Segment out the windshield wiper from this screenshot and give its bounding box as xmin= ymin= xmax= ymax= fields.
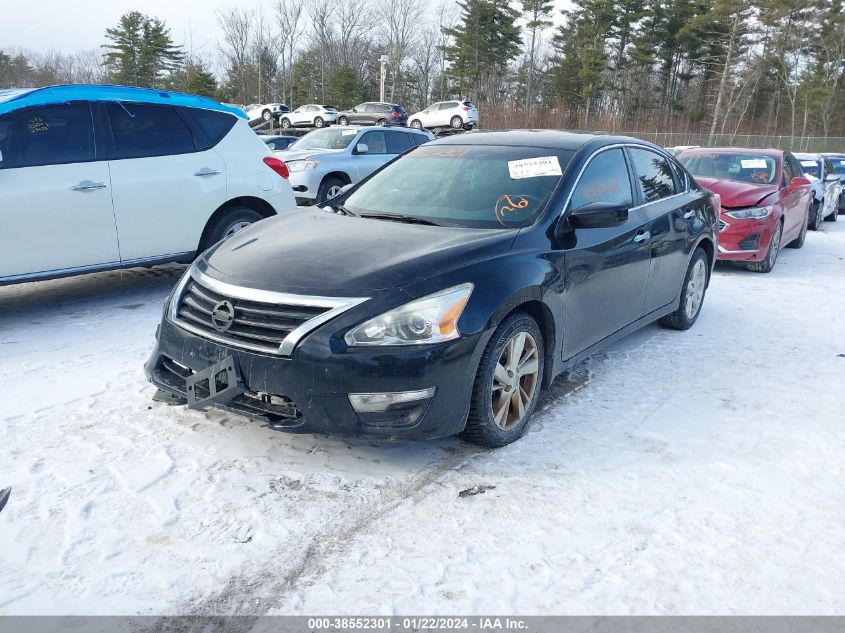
xmin=359 ymin=212 xmax=441 ymax=226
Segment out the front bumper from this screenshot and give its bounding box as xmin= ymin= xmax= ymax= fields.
xmin=287 ymin=169 xmax=324 ymax=202
xmin=145 ymin=315 xmax=488 ymax=440
xmin=716 ymin=214 xmax=777 ymax=261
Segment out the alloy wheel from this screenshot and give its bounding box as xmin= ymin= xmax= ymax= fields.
xmin=224 ymin=221 xmax=251 ymax=239
xmin=326 ymin=185 xmax=344 ymax=199
xmin=684 ymin=258 xmax=707 ymax=320
xmin=768 ymin=223 xmax=782 ymax=267
xmin=491 ymin=331 xmax=539 ymax=431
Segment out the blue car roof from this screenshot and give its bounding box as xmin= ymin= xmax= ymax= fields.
xmin=0 ymin=85 xmax=247 ymax=119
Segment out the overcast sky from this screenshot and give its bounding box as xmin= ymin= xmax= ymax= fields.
xmin=2 ymin=0 xmax=571 ymax=55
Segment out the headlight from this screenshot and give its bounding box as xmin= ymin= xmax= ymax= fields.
xmin=345 ymin=283 xmax=473 ymax=346
xmin=286 ymin=160 xmax=319 ymax=172
xmin=724 ymin=206 xmax=773 ymax=220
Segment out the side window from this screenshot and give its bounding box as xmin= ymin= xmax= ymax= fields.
xmin=381 ymin=104 xmax=392 ymax=112
xmin=0 ymin=102 xmax=95 ymax=169
xmin=628 ymin=147 xmax=676 ymax=203
xmin=386 ymin=131 xmax=413 ymax=154
xmin=359 ymin=130 xmax=387 ymax=154
xmin=363 ymin=104 xmax=377 ymax=113
xmin=783 ymin=155 xmax=795 ymax=185
xmin=824 ymin=159 xmax=834 ymax=178
xmin=181 ymin=108 xmax=236 ymax=150
xmin=107 ymin=102 xmax=196 ymax=159
xmin=410 ymin=133 xmax=429 ymax=147
xmin=570 ymin=148 xmax=633 ymax=210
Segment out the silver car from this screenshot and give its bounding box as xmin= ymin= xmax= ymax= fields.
xmin=275 ymin=126 xmax=433 ymax=204
xmin=795 ymin=152 xmax=841 ymax=229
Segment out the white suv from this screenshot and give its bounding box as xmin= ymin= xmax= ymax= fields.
xmin=280 ymin=104 xmax=339 ymax=129
xmin=408 ymin=100 xmax=479 ymax=130
xmin=0 ymin=85 xmax=297 ymax=285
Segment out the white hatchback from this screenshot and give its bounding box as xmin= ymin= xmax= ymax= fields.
xmin=0 ymin=85 xmax=297 ymax=285
xmin=408 ymin=100 xmax=480 ymax=130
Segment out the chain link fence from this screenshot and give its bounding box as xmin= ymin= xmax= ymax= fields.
xmin=614 ymin=131 xmax=845 ymax=153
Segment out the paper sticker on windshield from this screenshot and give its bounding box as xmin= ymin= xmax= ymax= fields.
xmin=740 ymin=159 xmax=767 ymax=169
xmin=342 ymin=130 xmax=357 ymax=136
xmin=508 ymin=156 xmax=562 ymax=179
xmin=800 ymin=160 xmax=816 ymax=167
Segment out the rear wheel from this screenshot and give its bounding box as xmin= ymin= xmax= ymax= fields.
xmin=262 ymin=109 xmax=272 ymax=122
xmin=200 ymin=206 xmax=264 ymax=252
xmin=659 ymin=247 xmax=708 ymax=331
xmin=376 ymin=118 xmax=387 ymax=126
xmin=787 ymin=205 xmax=809 ymax=248
xmin=338 ymin=116 xmax=349 ymax=125
xmin=461 ymin=312 xmax=544 ymax=448
xmin=747 ymin=220 xmax=782 ymax=273
xmin=280 ymin=118 xmax=291 ymax=129
xmin=450 ymin=115 xmax=463 ymax=129
xmin=410 ymin=119 xmax=422 ymax=129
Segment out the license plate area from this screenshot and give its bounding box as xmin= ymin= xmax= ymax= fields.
xmin=186 ymin=356 xmax=246 ymax=410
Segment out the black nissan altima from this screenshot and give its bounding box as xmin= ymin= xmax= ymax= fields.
xmin=146 ymin=130 xmax=718 ymax=447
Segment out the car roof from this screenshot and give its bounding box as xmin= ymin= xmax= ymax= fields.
xmin=794 ymin=152 xmax=822 ymax=160
xmin=0 ymin=84 xmax=247 ymax=119
xmin=680 ymin=146 xmax=783 ymax=157
xmin=430 ymin=129 xmax=647 ymax=150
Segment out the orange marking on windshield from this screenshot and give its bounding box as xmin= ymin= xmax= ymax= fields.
xmin=495 ymin=194 xmax=530 ymax=225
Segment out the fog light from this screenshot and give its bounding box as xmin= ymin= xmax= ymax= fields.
xmin=348 ymin=388 xmax=436 ymax=413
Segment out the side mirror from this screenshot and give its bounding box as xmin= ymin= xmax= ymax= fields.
xmin=568 ymin=202 xmax=629 ymax=229
xmin=790 ymin=176 xmax=811 ymax=188
xmin=355 ymin=143 xmax=369 ymax=154
xmin=351 ymin=108 xmax=358 ymax=113
xmin=826 ymin=173 xmax=840 ymax=182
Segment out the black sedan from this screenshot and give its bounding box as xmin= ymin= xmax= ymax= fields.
xmin=261 ymin=134 xmax=299 ymax=151
xmin=146 ymin=131 xmax=718 ymax=447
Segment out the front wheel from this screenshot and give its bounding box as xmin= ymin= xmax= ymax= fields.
xmin=262 ymin=109 xmax=272 ymax=121
xmin=659 ymin=247 xmax=709 ymax=330
xmin=313 ymin=116 xmax=324 ymax=128
xmin=280 ymin=118 xmax=291 ymax=129
xmin=747 ymin=220 xmax=782 ymax=273
xmin=316 ymin=176 xmax=346 ymax=205
xmin=410 ymin=119 xmax=422 ymax=129
xmin=461 ymin=312 xmax=544 ymax=448
xmin=451 ymin=115 xmax=463 ymax=129
xmin=825 ymin=199 xmax=839 ymax=222
xmin=338 ymin=116 xmax=349 ymax=125
xmin=810 ymin=200 xmax=824 ymax=231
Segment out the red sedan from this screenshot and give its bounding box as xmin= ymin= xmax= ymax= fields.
xmin=677 ymin=148 xmax=812 ymax=272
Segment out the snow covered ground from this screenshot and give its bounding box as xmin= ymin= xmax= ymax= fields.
xmin=1 ymin=222 xmax=844 ymax=616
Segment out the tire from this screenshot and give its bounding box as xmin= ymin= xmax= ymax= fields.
xmin=262 ymin=109 xmax=272 ymax=122
xmin=810 ymin=200 xmax=824 ymax=231
xmin=410 ymin=119 xmax=422 ymax=129
xmin=316 ymin=176 xmax=346 ymax=205
xmin=451 ymin=115 xmax=463 ymax=129
xmin=200 ymin=206 xmax=264 ymax=252
xmin=787 ymin=205 xmax=809 ymax=248
xmin=825 ymin=200 xmax=838 ymax=222
xmin=461 ymin=312 xmax=544 ymax=448
xmin=338 ymin=116 xmax=349 ymax=125
xmin=280 ymin=117 xmax=291 ymax=129
xmin=376 ymin=118 xmax=387 ymax=126
xmin=747 ymin=220 xmax=782 ymax=273
xmin=658 ymin=247 xmax=709 ymax=331
xmin=313 ymin=116 xmax=324 ymax=128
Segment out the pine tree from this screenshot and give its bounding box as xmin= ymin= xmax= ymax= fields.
xmin=103 ymin=12 xmax=183 ymax=88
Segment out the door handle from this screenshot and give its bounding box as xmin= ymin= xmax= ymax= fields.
xmin=633 ymin=231 xmax=651 ymax=243
xmin=683 ymin=209 xmax=695 ymax=219
xmin=69 ymin=181 xmax=106 ymax=191
xmin=194 ymin=168 xmax=222 ymax=177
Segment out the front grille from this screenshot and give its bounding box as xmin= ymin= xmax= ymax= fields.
xmin=718 ymin=219 xmax=728 ymax=232
xmin=174 ymin=277 xmax=331 ymax=355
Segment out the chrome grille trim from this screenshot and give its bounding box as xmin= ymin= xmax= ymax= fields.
xmin=718 ymin=219 xmax=728 ymax=232
xmin=171 ymin=267 xmax=369 ymax=356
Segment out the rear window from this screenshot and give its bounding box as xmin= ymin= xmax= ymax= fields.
xmin=463 ymin=101 xmax=475 ymax=107
xmin=679 ymin=151 xmax=779 ymax=185
xmin=183 ymin=107 xmax=237 ymax=150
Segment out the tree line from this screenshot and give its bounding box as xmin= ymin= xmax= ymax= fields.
xmin=1 ymin=0 xmax=844 ymax=141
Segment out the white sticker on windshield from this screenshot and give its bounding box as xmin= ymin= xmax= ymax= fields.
xmin=839 ymin=160 xmax=845 ymax=166
xmin=740 ymin=159 xmax=767 ymax=169
xmin=342 ymin=130 xmax=357 ymax=136
xmin=800 ymin=160 xmax=817 ymax=167
xmin=508 ymin=156 xmax=562 ymax=179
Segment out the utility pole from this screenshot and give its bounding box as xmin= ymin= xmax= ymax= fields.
xmin=379 ymin=54 xmax=389 ymax=102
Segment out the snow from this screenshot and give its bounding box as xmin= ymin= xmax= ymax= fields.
xmin=2 ymin=222 xmax=845 ymax=615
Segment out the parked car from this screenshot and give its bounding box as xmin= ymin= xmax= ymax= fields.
xmin=821 ymin=153 xmax=845 ymax=213
xmin=276 ymin=125 xmax=433 ymax=205
xmin=794 ymin=152 xmax=840 ymax=229
xmin=407 ymin=100 xmax=479 ymax=130
xmin=244 ymin=102 xmax=289 ymax=124
xmin=280 ymin=104 xmax=339 ymax=129
xmin=0 ymin=85 xmax=296 ymax=285
xmin=678 ymin=148 xmax=812 ymax=273
xmin=146 ymin=131 xmax=717 ymax=447
xmin=262 ymin=134 xmax=299 ymax=151
xmin=665 ymin=145 xmax=699 ymax=155
xmin=336 ymin=102 xmax=408 ymax=127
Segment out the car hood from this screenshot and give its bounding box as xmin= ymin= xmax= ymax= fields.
xmin=202 ymin=210 xmax=517 ymax=294
xmin=275 ymin=148 xmax=345 ymax=161
xmin=694 ymin=177 xmax=778 ymax=208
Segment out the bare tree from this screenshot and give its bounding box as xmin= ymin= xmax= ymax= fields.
xmin=379 ymin=0 xmax=424 ymax=102
xmin=273 ymin=0 xmax=307 ymax=106
xmin=217 ymin=7 xmax=254 ymax=103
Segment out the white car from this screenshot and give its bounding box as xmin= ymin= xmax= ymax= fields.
xmin=244 ymin=103 xmax=289 ymax=123
xmin=276 ymin=126 xmax=433 ymax=204
xmin=407 ymin=100 xmax=479 ymax=130
xmin=280 ymin=104 xmax=339 ymax=129
xmin=795 ymin=152 xmax=841 ymax=229
xmin=0 ymin=85 xmax=297 ymax=285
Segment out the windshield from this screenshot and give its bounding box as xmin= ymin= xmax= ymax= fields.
xmin=295 ymin=128 xmax=357 ymax=151
xmin=679 ymin=151 xmax=778 ymax=185
xmin=829 ymin=157 xmax=845 ymax=175
xmin=344 ymin=145 xmax=574 ymax=228
xmin=798 ymin=159 xmax=820 ymax=178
